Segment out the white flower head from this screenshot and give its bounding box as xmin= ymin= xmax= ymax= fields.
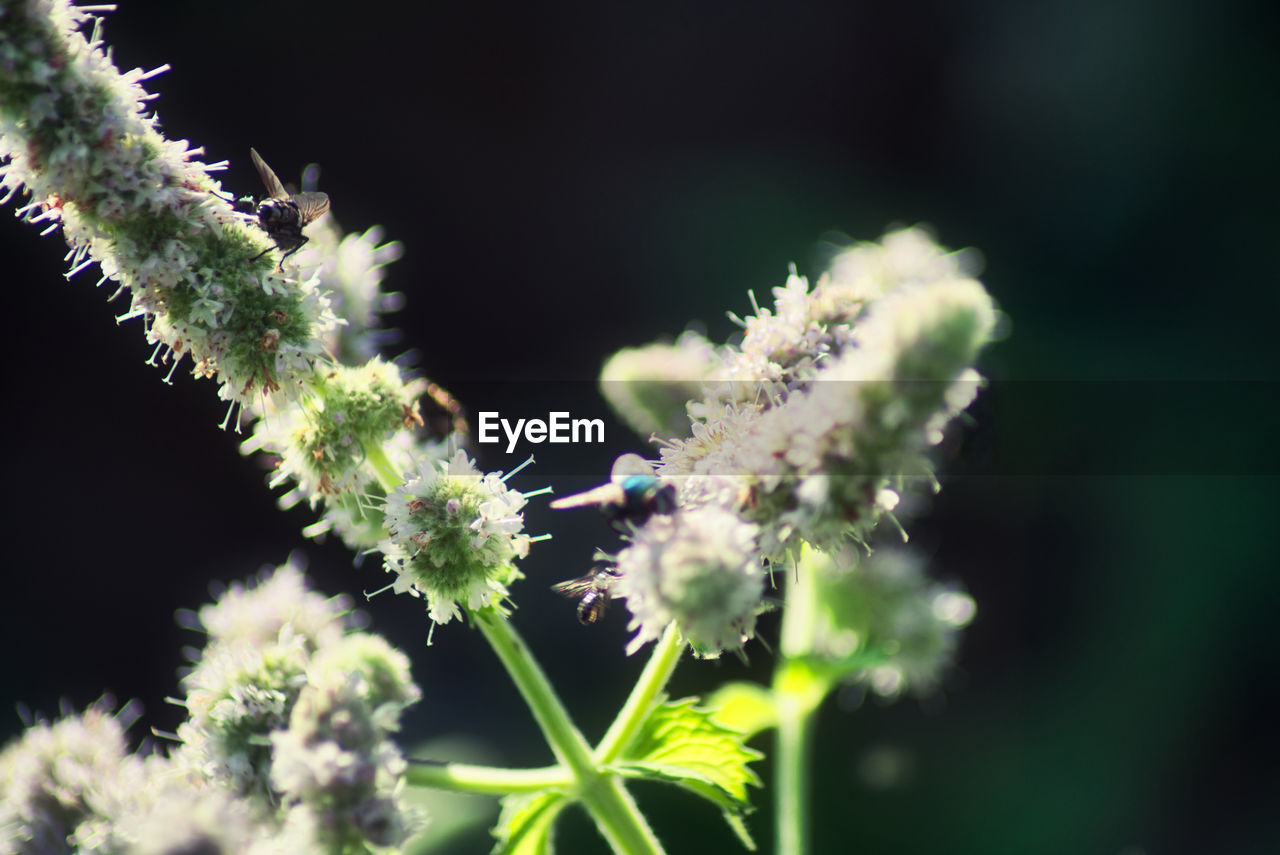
xmin=809 ymin=548 xmax=976 ymax=698
xmin=196 ymin=556 xmax=349 ymax=651
xmin=0 ymin=4 xmax=343 ymax=411
xmin=615 ymin=505 xmax=764 ymax=658
xmin=599 ymin=330 xmax=719 ymax=440
xmin=824 ymin=226 xmax=976 ymax=302
xmin=381 ymin=450 xmax=533 ymax=626
xmin=724 ymin=270 xmax=829 ymax=391
xmin=0 ymin=704 xmax=140 ymax=851
xmin=294 ymin=218 xmax=406 ymax=364
xmin=242 ymin=357 xmax=424 ymax=507
xmin=105 ymin=780 xmax=265 ymax=855
xmin=268 ymin=634 xmax=421 ymax=851
xmin=175 ymin=629 xmax=311 ymax=797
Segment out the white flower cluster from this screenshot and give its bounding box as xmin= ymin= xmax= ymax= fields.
xmin=596 ymin=228 xmax=997 ymax=659
xmin=268 ymin=633 xmax=421 ymax=850
xmin=600 ymin=330 xmax=721 ymax=440
xmin=242 ymin=359 xmax=426 ymax=512
xmin=0 ymin=562 xmax=421 ymax=854
xmin=294 ymin=218 xmax=406 ymax=365
xmin=172 ymin=560 xmax=421 ymax=848
xmin=658 ymin=230 xmax=993 ymax=542
xmin=380 ymin=450 xmax=536 ymax=627
xmin=0 ymin=1 xmax=337 ymax=409
xmin=100 ymin=772 xmax=310 ymax=855
xmin=805 ymin=547 xmax=978 ymax=697
xmin=0 ymin=703 xmax=141 ymax=853
xmin=615 ymin=505 xmax=764 ymax=657
xmin=195 ymin=557 xmax=349 ymax=650
xmin=2 ymin=1 xmax=533 ymax=630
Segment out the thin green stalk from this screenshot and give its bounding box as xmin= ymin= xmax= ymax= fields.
xmin=472 ymin=606 xmax=667 ymax=855
xmin=774 ymin=689 xmax=816 ymax=855
xmin=364 ymin=441 xmax=403 ymax=492
xmin=406 ymin=761 xmax=573 ymax=795
xmin=596 ymin=622 xmax=683 ymax=764
xmin=771 ymin=554 xmax=829 ymax=855
xmin=779 ymin=550 xmax=818 ymax=660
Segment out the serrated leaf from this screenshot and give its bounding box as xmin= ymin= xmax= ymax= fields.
xmin=706 ymin=681 xmax=777 ymax=739
xmin=610 ymin=696 xmax=763 ymax=848
xmin=491 ymin=790 xmax=568 ymax=855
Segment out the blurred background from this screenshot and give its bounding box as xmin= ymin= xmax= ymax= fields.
xmin=1 ymin=1 xmax=1277 ymax=853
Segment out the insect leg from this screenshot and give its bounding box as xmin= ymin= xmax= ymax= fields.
xmin=275 ymin=235 xmax=308 ymax=270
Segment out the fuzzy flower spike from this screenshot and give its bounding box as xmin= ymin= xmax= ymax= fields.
xmin=379 ymin=450 xmax=539 ymax=628
xmin=0 ymin=1 xmax=337 ymax=412
xmin=600 ymin=228 xmax=998 ymax=657
xmin=615 ymin=504 xmax=765 ymax=658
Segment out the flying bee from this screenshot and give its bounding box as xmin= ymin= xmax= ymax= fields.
xmin=552 ymin=565 xmax=622 ymax=625
xmin=549 ymin=454 xmax=677 ymax=533
xmin=234 ymin=148 xmax=330 ymax=268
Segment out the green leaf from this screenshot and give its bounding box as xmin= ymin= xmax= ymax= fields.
xmin=706 ymin=681 xmax=777 ymax=739
xmin=491 ymin=791 xmax=569 ymax=855
xmin=610 ymin=696 xmax=763 ymax=849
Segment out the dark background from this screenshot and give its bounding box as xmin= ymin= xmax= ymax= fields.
xmin=2 ymin=1 xmax=1278 ymax=853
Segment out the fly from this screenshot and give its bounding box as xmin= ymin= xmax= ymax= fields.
xmin=235 ymin=148 xmax=330 ymax=268
xmin=549 ymin=454 xmax=677 ymax=533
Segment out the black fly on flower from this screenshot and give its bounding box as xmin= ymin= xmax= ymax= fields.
xmin=549 ymin=454 xmax=677 ymax=534
xmin=234 ymin=147 xmax=330 ymax=269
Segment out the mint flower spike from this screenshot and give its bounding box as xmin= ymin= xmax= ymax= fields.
xmin=0 ymin=700 xmax=299 ymax=855
xmin=170 ymin=560 xmax=422 ymax=852
xmin=242 ymin=357 xmax=427 ymax=509
xmin=616 ymin=504 xmax=765 ymax=658
xmin=803 ymin=545 xmax=977 ymax=698
xmin=193 ymin=554 xmax=350 ymax=650
xmin=173 ymin=560 xmax=354 ymax=801
xmin=0 ymin=1 xmax=337 ymax=409
xmin=379 ymin=450 xmax=539 ymax=629
xmin=269 ymin=633 xmax=423 ymax=851
xmin=751 ymin=274 xmax=996 ymax=557
xmin=599 ymin=330 xmax=719 ymax=440
xmin=0 ymin=701 xmax=138 ymax=853
xmin=0 ymin=699 xmax=334 ymax=854
xmin=292 ymin=214 xmax=406 ymax=365
xmin=597 ymin=228 xmax=994 ymax=670
xmin=645 ymin=229 xmax=996 ymax=561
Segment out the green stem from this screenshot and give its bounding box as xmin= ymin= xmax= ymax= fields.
xmin=406 ymin=761 xmax=573 ymax=795
xmin=774 ymin=689 xmax=816 ymax=855
xmin=779 ymin=550 xmax=818 ymax=660
xmin=364 ymin=441 xmax=402 ymax=492
xmin=472 ymin=607 xmax=667 ymax=855
xmin=596 ymin=623 xmax=683 ymax=764
xmin=771 ymin=553 xmax=829 ymax=855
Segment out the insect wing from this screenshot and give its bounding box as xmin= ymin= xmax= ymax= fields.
xmin=551 ymin=574 xmax=598 ymax=598
xmin=549 ymin=482 xmax=625 ymax=510
xmin=290 ymin=191 xmax=331 ymax=225
xmin=249 ymin=147 xmax=290 ymax=200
